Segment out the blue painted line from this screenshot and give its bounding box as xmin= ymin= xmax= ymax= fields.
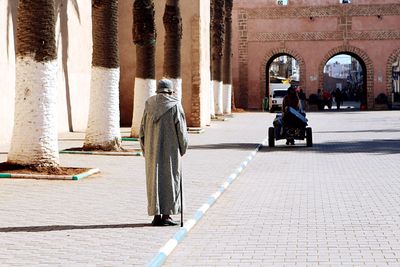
xmin=228 ymin=173 xmax=237 ymax=181
xmin=147 ymin=252 xmax=167 ymax=267
xmin=146 ymin=138 xmax=268 ymax=267
xmin=194 ymin=210 xmax=204 ymax=221
xmin=173 ymin=228 xmax=188 ymax=242
xmin=207 ymin=196 xmax=216 ymax=206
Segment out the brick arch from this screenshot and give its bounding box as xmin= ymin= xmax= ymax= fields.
xmin=386 ymin=48 xmax=400 ymax=105
xmin=260 ymin=48 xmax=306 ymax=105
xmin=318 ymin=45 xmax=374 ymax=110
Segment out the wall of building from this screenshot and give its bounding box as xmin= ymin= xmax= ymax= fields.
xmin=233 ymin=0 xmax=400 ymax=110
xmin=0 ymin=0 xmax=16 ymax=144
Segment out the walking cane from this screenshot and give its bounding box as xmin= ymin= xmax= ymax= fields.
xmin=180 ymin=173 xmax=183 ymax=227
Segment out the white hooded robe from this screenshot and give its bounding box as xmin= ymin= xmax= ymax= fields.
xmin=139 ymin=94 xmax=188 ymax=215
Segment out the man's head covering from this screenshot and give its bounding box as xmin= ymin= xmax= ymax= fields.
xmin=156 ymin=79 xmax=173 ymax=93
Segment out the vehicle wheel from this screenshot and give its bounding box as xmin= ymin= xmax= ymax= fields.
xmin=306 ymin=127 xmax=313 ymax=147
xmin=268 ymin=127 xmax=275 ymax=147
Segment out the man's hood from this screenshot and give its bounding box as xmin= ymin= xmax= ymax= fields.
xmin=146 ymin=94 xmax=180 ymax=121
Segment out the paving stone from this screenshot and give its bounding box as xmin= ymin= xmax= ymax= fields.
xmin=1 ymin=111 xmax=400 ymax=265
xmin=164 ymin=111 xmax=400 ymax=266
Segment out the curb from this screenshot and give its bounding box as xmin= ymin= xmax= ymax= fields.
xmin=0 ymin=168 xmax=100 ymax=180
xmin=147 ymin=138 xmax=267 ymax=267
xmin=60 ymin=150 xmax=142 ymax=156
xmin=211 ymin=116 xmax=228 ymax=122
xmin=121 ymin=137 xmax=139 ymax=141
xmin=187 ymin=127 xmax=205 ymax=134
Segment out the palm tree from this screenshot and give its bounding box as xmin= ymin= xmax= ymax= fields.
xmin=83 ymin=0 xmax=122 ymax=151
xmin=211 ymin=0 xmax=225 ymax=116
xmin=209 ymin=1 xmax=215 ymax=118
xmin=163 ymin=0 xmax=182 ymax=100
xmin=131 ymin=0 xmax=156 ymax=137
xmin=7 ymin=0 xmax=59 ymax=167
xmin=223 ymin=0 xmax=233 ymax=115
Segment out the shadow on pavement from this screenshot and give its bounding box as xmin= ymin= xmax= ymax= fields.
xmin=262 ymin=139 xmax=400 ymax=154
xmin=315 ymin=129 xmax=400 ymax=134
xmin=0 ymin=223 xmax=152 ymax=233
xmin=315 ymin=139 xmax=400 ymax=154
xmin=189 ymin=143 xmax=260 ymax=150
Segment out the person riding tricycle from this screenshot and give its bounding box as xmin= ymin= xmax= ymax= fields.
xmin=268 ymin=85 xmax=312 ymax=147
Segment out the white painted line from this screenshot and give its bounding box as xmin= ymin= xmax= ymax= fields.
xmin=183 ymin=219 xmax=197 ymax=232
xmin=198 ymin=204 xmax=210 ymax=214
xmin=159 ymin=239 xmax=178 ymax=256
xmin=147 ymin=138 xmax=268 ymax=267
xmin=211 ymin=191 xmax=222 ymax=200
xmin=222 ymin=181 xmax=230 ymax=189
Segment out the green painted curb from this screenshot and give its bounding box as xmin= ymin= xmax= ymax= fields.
xmin=60 ymin=150 xmax=94 ymax=155
xmin=122 ymin=137 xmax=138 ymax=141
xmin=0 ymin=169 xmax=99 ymax=180
xmin=60 ymin=150 xmax=142 ymax=156
xmin=72 ymin=168 xmax=100 ymax=181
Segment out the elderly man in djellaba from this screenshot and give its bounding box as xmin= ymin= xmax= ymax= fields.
xmin=140 ymin=78 xmax=188 ymax=226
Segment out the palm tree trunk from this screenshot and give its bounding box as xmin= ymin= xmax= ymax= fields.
xmin=7 ymin=0 xmax=59 ymax=167
xmin=163 ymin=0 xmax=182 ymax=101
xmin=131 ymin=0 xmax=156 ymax=137
xmin=211 ymin=0 xmax=225 ymax=116
xmin=83 ymin=0 xmax=122 ymax=151
xmin=209 ymin=2 xmax=215 ymax=118
xmin=223 ymin=0 xmax=232 ymax=115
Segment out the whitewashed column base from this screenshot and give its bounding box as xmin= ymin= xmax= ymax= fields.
xmin=209 ymin=80 xmax=215 ymax=118
xmin=213 ymin=80 xmax=223 ymax=116
xmin=84 ymin=67 xmax=121 ymax=150
xmin=8 ymin=56 xmax=59 ymax=166
xmin=131 ymin=78 xmax=156 ymax=137
xmin=169 ymin=78 xmax=182 ymax=102
xmin=223 ymin=83 xmax=232 ymax=115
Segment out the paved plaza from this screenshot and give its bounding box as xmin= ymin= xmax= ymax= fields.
xmin=1 ymin=110 xmax=400 ymax=266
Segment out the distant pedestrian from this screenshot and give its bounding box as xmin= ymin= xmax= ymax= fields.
xmin=139 ymin=78 xmax=188 ymax=226
xmin=317 ymin=89 xmax=323 ymax=110
xmin=335 ymin=88 xmax=342 ymax=110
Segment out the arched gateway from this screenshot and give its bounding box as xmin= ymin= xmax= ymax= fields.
xmin=319 ymin=45 xmax=374 ymax=110
xmin=233 ymin=1 xmax=400 ymax=111
xmin=260 ymin=48 xmax=306 ymax=108
xmin=387 ymin=48 xmax=400 ymax=108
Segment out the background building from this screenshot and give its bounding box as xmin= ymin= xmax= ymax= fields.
xmin=232 ymin=0 xmax=400 ymax=110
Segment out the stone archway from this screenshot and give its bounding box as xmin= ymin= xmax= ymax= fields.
xmin=260 ymin=48 xmax=306 ymax=105
xmin=319 ymin=45 xmax=374 ymax=110
xmin=386 ymin=48 xmax=400 ymax=107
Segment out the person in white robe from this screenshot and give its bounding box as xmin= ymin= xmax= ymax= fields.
xmin=140 ymin=78 xmax=188 ymax=226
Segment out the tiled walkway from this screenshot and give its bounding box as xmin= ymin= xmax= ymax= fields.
xmin=1 ymin=111 xmax=400 ymax=266
xmin=165 ymin=111 xmax=400 ymax=266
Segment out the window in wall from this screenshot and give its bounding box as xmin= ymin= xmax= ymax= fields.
xmin=340 ymin=0 xmax=351 ymax=3
xmin=277 ymin=0 xmax=288 ymax=6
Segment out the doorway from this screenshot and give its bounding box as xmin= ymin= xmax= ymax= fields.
xmin=322 ymin=53 xmax=366 ymax=110
xmin=265 ymin=54 xmax=300 ymax=112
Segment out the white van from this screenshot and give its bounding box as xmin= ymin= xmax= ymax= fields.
xmin=269 ymin=84 xmax=289 ymax=112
